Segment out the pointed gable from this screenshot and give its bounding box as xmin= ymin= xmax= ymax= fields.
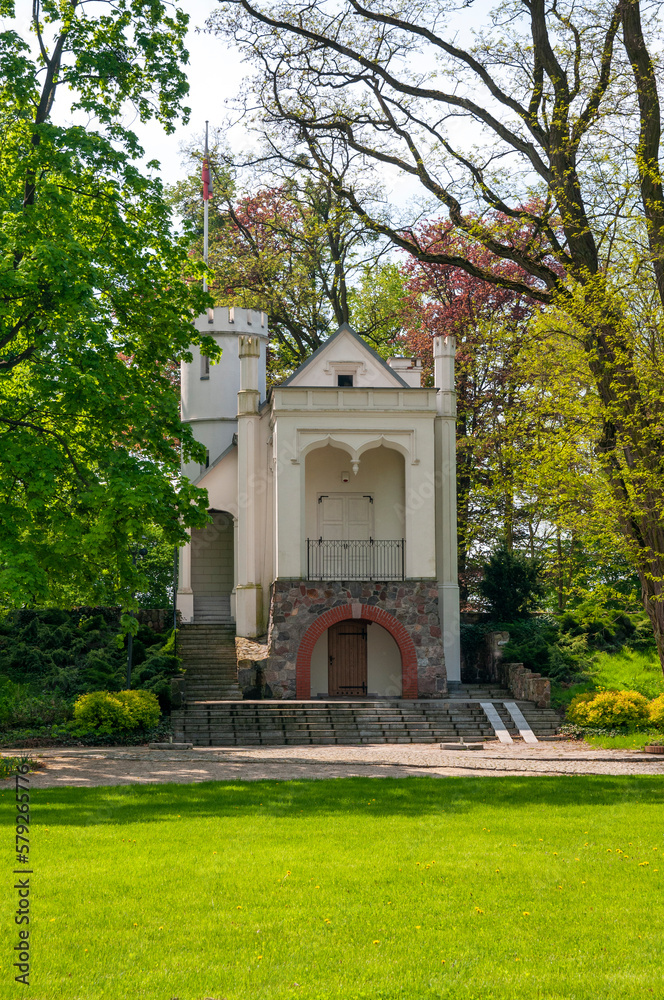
xmin=281 ymin=323 xmax=410 ymax=389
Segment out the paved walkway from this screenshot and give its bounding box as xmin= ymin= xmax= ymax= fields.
xmin=3 ymin=742 xmax=664 ymax=786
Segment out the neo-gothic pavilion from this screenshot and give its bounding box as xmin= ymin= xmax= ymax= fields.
xmin=177 ymin=307 xmax=460 ymax=699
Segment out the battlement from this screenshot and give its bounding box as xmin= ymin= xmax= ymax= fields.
xmin=193 ymin=306 xmax=269 ymax=336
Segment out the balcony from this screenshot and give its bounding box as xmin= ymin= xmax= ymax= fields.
xmin=306 ymin=539 xmax=405 ymax=581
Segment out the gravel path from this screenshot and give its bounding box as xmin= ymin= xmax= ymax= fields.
xmin=3 ymin=741 xmax=664 ymax=786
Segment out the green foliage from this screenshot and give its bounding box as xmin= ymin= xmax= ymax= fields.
xmin=0 ymin=4 xmax=215 ymax=610
xmin=73 ymin=689 xmax=160 ymax=730
xmin=567 ymin=690 xmax=650 ymax=727
xmin=0 ymin=754 xmax=41 ymax=780
xmin=0 ymin=677 xmax=71 ymax=727
xmin=0 ymin=610 xmax=181 ymax=716
xmin=479 ymin=543 xmax=546 ymax=620
xmin=647 ymin=694 xmax=664 ymax=728
xmin=0 ymin=718 xmax=173 ymax=748
xmin=168 ymin=148 xmax=402 ymax=378
xmin=501 ymin=618 xmax=592 ymax=681
xmin=591 ymin=649 xmax=664 ymax=700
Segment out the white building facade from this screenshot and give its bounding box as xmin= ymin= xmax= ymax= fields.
xmin=177 ymin=308 xmax=460 ymax=698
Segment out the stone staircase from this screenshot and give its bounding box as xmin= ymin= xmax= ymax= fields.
xmin=171 ymin=697 xmax=560 ymax=747
xmin=177 ymin=624 xmax=241 ymax=701
xmin=193 ymin=595 xmax=233 ymax=624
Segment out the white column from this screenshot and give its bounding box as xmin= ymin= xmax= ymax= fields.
xmin=434 ymin=335 xmax=461 ymax=682
xmin=274 ymin=424 xmax=304 ymax=578
xmin=235 ymin=335 xmax=263 ymax=637
xmin=403 ymin=458 xmax=437 ymax=579
xmin=230 ymin=515 xmax=238 ymax=622
xmin=177 ymin=529 xmax=194 ymax=623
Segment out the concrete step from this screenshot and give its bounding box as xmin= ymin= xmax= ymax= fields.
xmin=172 ymin=694 xmax=560 ymax=746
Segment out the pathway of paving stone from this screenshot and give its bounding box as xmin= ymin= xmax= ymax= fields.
xmin=3 ymin=741 xmax=664 ymax=787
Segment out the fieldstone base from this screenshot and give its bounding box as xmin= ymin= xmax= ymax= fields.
xmin=264 ymin=580 xmax=446 ymax=699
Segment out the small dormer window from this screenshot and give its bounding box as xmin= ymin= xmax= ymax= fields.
xmin=337 ymin=374 xmax=353 ymax=387
xmin=200 ymin=354 xmax=210 ymax=379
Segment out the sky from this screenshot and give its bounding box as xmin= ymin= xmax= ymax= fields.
xmin=137 ymin=0 xmax=247 ymax=185
xmin=5 ymin=0 xmax=489 ymax=200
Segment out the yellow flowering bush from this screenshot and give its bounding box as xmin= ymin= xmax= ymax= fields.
xmin=73 ymin=690 xmax=160 ymax=730
xmin=567 ymin=690 xmax=649 ymax=727
xmin=647 ymin=694 xmax=664 ymax=729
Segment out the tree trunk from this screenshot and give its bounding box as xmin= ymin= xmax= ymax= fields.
xmin=634 ymin=531 xmax=664 ymax=674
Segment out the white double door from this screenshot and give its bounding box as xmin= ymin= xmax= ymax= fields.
xmin=317 ymin=494 xmax=373 ymax=579
xmin=318 ymin=493 xmax=373 ymax=540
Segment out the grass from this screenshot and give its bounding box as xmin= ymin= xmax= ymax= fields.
xmin=583 ymin=730 xmax=663 ymax=750
xmin=550 ymin=648 xmax=664 ymax=748
xmin=552 ymin=649 xmax=664 ymax=711
xmin=1 ymin=776 xmax=663 ymax=1000
xmin=591 ymin=649 xmax=664 ymax=699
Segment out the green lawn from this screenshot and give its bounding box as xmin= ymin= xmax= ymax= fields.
xmin=583 ymin=730 xmax=663 ymax=750
xmin=592 ymin=649 xmax=664 ymax=699
xmin=1 ymin=777 xmax=663 ymax=1000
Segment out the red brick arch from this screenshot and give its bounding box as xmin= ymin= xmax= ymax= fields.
xmin=295 ymin=604 xmax=418 ymax=699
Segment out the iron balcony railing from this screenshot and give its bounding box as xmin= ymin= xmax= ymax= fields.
xmin=307 ymin=539 xmax=405 ymax=581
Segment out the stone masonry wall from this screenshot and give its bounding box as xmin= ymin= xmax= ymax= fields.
xmin=264 ymin=580 xmax=446 ymax=699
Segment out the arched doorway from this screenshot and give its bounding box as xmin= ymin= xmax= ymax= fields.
xmin=296 ymin=604 xmax=418 ymax=698
xmin=190 ymin=510 xmax=234 ymax=622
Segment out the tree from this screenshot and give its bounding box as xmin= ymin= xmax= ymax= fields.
xmin=212 ymin=0 xmax=664 ymax=670
xmin=479 ymin=542 xmax=546 ymax=621
xmin=0 ymin=2 xmax=215 ymax=611
xmin=169 ymin=144 xmax=405 ymax=377
xmin=396 ymin=216 xmax=538 ymax=594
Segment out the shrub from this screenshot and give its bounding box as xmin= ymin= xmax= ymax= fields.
xmin=648 ymin=694 xmax=664 ymax=729
xmin=0 ymin=611 xmax=180 ymax=708
xmin=0 ymin=685 xmax=72 ymax=728
xmin=115 ymin=689 xmax=161 ymax=728
xmin=73 ymin=689 xmax=160 ymax=730
xmin=567 ymin=690 xmax=649 ymax=727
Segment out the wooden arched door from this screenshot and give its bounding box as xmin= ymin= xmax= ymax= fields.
xmin=328 ymin=621 xmax=368 ymax=696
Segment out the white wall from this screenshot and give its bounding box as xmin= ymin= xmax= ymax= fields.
xmin=310 ymin=631 xmax=328 ymax=696
xmin=181 ymin=307 xmax=268 ymax=481
xmin=287 ymin=327 xmax=405 ymax=388
xmin=367 ymin=623 xmax=402 ymax=696
xmin=305 ymin=445 xmax=405 ymax=539
xmin=308 ymin=621 xmax=402 ymax=697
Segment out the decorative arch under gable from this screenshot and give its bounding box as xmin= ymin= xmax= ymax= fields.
xmin=295 ymin=603 xmax=418 ymax=699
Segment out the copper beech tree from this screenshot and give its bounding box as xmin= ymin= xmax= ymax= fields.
xmin=213 ymin=0 xmax=664 ymax=669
